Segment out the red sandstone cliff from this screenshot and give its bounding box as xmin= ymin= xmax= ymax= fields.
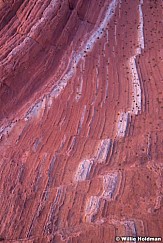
xmin=0 ymin=0 xmax=163 ymax=242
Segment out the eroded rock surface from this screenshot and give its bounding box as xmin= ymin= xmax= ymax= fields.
xmin=0 ymin=0 xmax=163 ymax=242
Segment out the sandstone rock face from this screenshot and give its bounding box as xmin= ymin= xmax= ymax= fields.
xmin=0 ymin=0 xmax=163 ymax=242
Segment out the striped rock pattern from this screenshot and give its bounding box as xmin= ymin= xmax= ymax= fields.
xmin=0 ymin=0 xmax=163 ymax=242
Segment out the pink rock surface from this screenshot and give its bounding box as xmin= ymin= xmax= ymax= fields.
xmin=0 ymin=0 xmax=163 ymax=242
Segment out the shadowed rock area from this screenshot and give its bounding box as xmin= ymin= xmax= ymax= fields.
xmin=0 ymin=0 xmax=163 ymax=242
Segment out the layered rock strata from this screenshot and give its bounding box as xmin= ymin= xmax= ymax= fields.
xmin=0 ymin=0 xmax=163 ymax=242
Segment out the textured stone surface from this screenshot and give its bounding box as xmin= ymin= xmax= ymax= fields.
xmin=0 ymin=0 xmax=163 ymax=242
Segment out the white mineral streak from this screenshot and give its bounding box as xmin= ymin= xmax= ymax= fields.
xmin=24 ymin=97 xmax=46 ymax=121
xmin=85 ymin=196 xmax=100 ymax=222
xmin=147 ymin=133 xmax=152 ymax=159
xmin=47 ymin=94 xmax=53 ymax=110
xmin=104 ymin=30 xmax=109 ymax=55
xmin=45 ymin=186 xmax=64 ymax=234
xmin=137 ymin=0 xmax=144 ymax=54
xmin=42 ymin=0 xmax=59 ymax=19
xmin=75 ymin=75 xmax=83 ymax=101
xmin=154 ymin=195 xmax=162 ymax=210
xmin=110 ymin=219 xmax=137 ymax=238
xmin=101 ymin=172 xmax=119 ymax=200
xmin=95 ymin=139 xmax=112 ymax=163
xmin=67 ymin=136 xmax=76 ymax=155
xmin=50 ymin=69 xmax=74 ymax=99
xmin=1 ymin=37 xmax=34 ymax=64
xmin=80 ymin=105 xmax=86 ymax=125
xmin=115 ymin=24 xmax=117 ymax=45
xmin=0 ymin=122 xmax=15 ymax=139
xmin=129 ymin=56 xmax=141 ymax=115
xmin=124 ymin=220 xmax=137 ymax=237
xmin=118 ymin=0 xmax=122 ymax=18
xmin=58 ymin=135 xmax=66 ymax=152
xmin=95 ymin=57 xmax=100 ymax=92
xmin=117 ymin=112 xmax=130 ymax=137
xmin=104 ymin=60 xmax=109 ymax=101
xmin=126 ymin=1 xmax=144 ymax=116
xmin=74 ymin=159 xmax=94 ymax=181
xmin=77 ymin=105 xmax=87 ymax=134
xmin=83 ymin=0 xmax=118 ymax=52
